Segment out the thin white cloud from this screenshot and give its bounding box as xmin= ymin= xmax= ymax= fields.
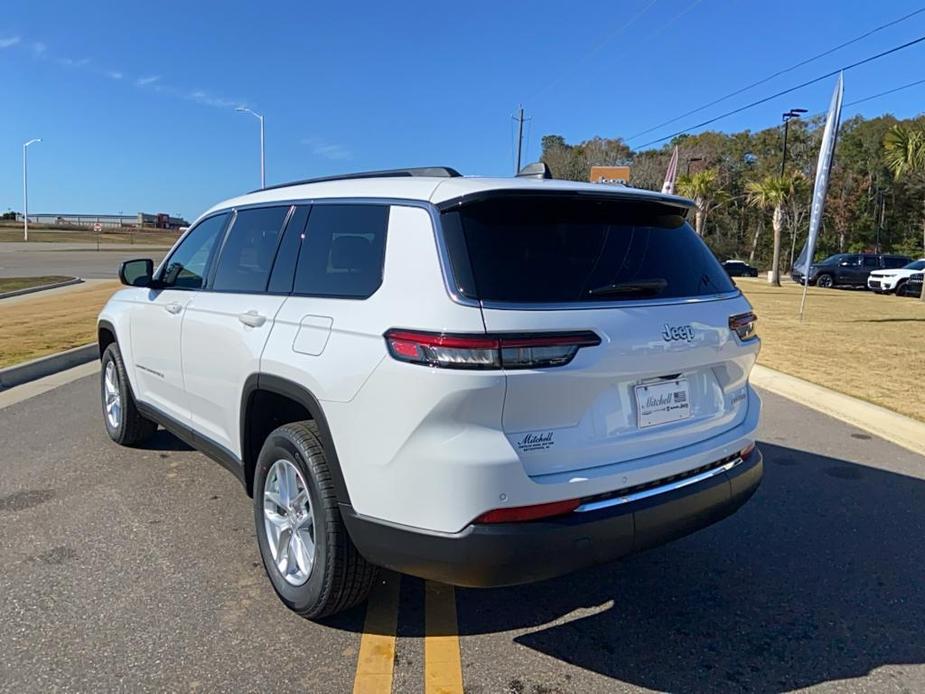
xmin=188 ymin=90 xmax=240 ymax=108
xmin=135 ymin=75 xmax=160 ymax=87
xmin=0 ymin=36 xmax=20 ymax=49
xmin=301 ymin=138 xmax=352 ymax=161
xmin=105 ymin=70 xmax=123 ymax=80
xmin=57 ymin=57 xmax=90 ymax=67
xmin=31 ymin=41 xmax=46 ymax=57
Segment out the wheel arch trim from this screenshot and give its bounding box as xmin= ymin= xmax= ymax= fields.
xmin=240 ymin=374 xmax=351 ymax=504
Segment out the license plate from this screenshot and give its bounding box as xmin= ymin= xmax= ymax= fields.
xmin=635 ymin=379 xmax=691 ymax=428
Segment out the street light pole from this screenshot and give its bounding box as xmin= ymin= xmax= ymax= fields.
xmin=780 ymin=109 xmax=807 ymax=177
xmin=236 ymin=107 xmax=265 ymax=189
xmin=22 ymin=138 xmax=41 ymax=242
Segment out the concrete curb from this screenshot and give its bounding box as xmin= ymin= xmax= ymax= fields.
xmin=0 ymin=277 xmax=82 ymax=300
xmin=751 ymin=364 xmax=925 ymax=455
xmin=0 ymin=344 xmax=98 ymax=391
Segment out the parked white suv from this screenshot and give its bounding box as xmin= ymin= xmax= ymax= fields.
xmin=867 ymin=258 xmax=925 ymax=293
xmin=98 ymin=166 xmax=763 ymax=618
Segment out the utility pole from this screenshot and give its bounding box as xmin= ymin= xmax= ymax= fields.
xmin=513 ymin=106 xmax=526 ymax=174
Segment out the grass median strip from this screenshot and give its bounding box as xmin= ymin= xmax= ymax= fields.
xmin=0 ymin=281 xmax=120 ymax=368
xmin=738 ymin=279 xmax=925 ymax=422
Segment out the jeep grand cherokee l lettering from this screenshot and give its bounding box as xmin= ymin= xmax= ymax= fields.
xmin=98 ymin=167 xmax=763 ymax=618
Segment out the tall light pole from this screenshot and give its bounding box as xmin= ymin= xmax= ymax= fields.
xmin=22 ymin=138 xmax=42 ymax=242
xmin=236 ymin=107 xmax=265 ymax=189
xmin=780 ymin=108 xmax=807 ymax=176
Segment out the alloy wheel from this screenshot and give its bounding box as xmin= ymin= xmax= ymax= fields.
xmin=263 ymin=459 xmax=316 ymax=586
xmin=103 ymin=361 xmax=122 ymax=430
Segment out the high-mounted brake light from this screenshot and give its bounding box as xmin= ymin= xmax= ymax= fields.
xmin=384 ymin=330 xmax=601 ymax=370
xmin=729 ymin=312 xmax=758 ymax=341
xmin=474 ymin=498 xmax=581 ymax=524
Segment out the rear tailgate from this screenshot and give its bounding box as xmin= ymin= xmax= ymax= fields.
xmin=440 ymin=190 xmax=759 ymax=478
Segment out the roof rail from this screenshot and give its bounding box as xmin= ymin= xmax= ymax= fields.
xmin=253 ymin=167 xmax=462 ymax=193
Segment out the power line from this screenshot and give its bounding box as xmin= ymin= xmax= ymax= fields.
xmin=843 ymin=76 xmax=925 ymax=107
xmin=633 ymin=32 xmax=925 ymax=150
xmin=627 ymin=6 xmax=925 ymax=142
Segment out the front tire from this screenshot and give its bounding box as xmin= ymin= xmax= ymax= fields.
xmin=101 ymin=343 xmax=157 ymax=446
xmin=894 ymin=280 xmax=907 ymax=296
xmin=816 ymin=273 xmax=834 ymax=289
xmin=253 ymin=421 xmax=376 ymax=619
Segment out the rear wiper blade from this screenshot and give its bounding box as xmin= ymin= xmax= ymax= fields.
xmin=587 ymin=279 xmax=668 ymax=298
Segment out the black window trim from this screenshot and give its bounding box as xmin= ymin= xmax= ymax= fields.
xmin=203 ymin=204 xmax=295 ymax=295
xmin=156 ymin=210 xmax=233 ymax=292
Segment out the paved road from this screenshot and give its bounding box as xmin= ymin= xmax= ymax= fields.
xmin=0 ymin=242 xmax=168 ymax=279
xmin=1 ymin=375 xmax=923 ymax=693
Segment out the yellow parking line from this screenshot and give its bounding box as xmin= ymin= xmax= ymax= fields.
xmin=424 ymin=581 xmax=464 ymax=694
xmin=353 ymin=573 xmax=401 ymax=694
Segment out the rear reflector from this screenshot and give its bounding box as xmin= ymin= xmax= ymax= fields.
xmin=740 ymin=442 xmax=756 ymax=459
xmin=384 ymin=329 xmax=600 ymax=370
xmin=474 ymin=498 xmax=581 ymax=524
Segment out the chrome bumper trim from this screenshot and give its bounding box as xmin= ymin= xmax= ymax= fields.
xmin=575 ymin=456 xmax=744 ymax=513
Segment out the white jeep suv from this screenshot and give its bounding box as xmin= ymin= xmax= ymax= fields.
xmin=98 ymin=166 xmax=763 ymax=618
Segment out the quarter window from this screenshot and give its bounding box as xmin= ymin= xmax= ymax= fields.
xmin=293 ymin=204 xmax=389 ymax=299
xmin=160 ymin=213 xmax=229 ymax=289
xmin=212 ymin=206 xmax=290 ymax=293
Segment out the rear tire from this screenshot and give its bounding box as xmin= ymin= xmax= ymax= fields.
xmin=816 ymin=273 xmax=834 ymax=289
xmin=253 ymin=421 xmax=376 ymax=619
xmin=101 ymin=343 xmax=157 ymax=446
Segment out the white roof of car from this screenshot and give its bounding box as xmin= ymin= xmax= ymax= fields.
xmin=203 ymin=174 xmax=694 ymax=219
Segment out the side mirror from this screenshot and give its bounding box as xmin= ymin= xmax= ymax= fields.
xmin=119 ymin=258 xmax=154 ymax=287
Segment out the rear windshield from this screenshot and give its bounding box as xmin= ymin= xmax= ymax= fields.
xmin=440 ymin=194 xmax=735 ymax=303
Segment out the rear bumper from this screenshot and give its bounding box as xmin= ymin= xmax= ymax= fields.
xmin=343 ymin=446 xmax=763 ymax=588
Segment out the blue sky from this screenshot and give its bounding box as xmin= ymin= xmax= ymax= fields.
xmin=3 ymin=0 xmax=925 ymax=219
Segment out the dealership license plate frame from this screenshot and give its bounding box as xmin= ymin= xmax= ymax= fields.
xmin=635 ymin=378 xmax=692 ymax=429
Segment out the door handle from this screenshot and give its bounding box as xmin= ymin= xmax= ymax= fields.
xmin=238 ymin=310 xmax=267 ymax=328
xmin=164 ymin=302 xmax=183 ymax=315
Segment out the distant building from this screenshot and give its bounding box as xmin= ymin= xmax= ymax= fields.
xmin=589 ymin=165 xmax=631 ymax=185
xmin=14 ymin=212 xmax=189 ymax=229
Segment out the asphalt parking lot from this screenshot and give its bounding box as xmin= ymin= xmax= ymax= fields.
xmin=0 ymin=243 xmax=167 ymax=279
xmin=1 ymin=373 xmax=923 ymax=693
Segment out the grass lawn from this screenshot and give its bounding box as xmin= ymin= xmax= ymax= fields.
xmin=0 ymin=227 xmax=179 ymax=246
xmin=0 ymin=281 xmax=120 ymax=368
xmin=0 ymin=276 xmax=73 ymax=293
xmin=738 ymin=278 xmax=925 ymax=421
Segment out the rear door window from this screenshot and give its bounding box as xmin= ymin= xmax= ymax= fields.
xmin=440 ymin=194 xmax=734 ymax=303
xmin=293 ymin=204 xmax=389 ymax=299
xmin=862 ymin=256 xmax=879 ymax=268
xmin=212 ymin=206 xmax=290 ymax=293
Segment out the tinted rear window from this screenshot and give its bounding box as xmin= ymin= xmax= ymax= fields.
xmin=441 ymin=195 xmax=734 ymax=303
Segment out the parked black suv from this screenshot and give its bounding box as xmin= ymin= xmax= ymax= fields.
xmin=722 ymin=259 xmax=759 ymax=277
xmin=791 ymin=253 xmax=912 ymax=289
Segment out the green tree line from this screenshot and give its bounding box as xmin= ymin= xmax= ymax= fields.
xmin=540 ymin=114 xmax=925 ymax=270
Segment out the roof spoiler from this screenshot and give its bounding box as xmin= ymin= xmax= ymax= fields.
xmin=516 ymin=162 xmax=552 ymax=179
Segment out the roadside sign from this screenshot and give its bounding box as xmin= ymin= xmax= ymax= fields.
xmin=93 ymin=223 xmax=102 ymax=233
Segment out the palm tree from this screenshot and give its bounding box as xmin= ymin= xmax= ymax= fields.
xmin=884 ymin=124 xmax=925 ymax=300
xmin=746 ymin=174 xmax=800 ymax=287
xmin=676 ymin=169 xmax=723 ymax=236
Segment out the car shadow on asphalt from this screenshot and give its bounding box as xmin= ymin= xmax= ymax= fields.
xmin=146 ymin=429 xmax=194 ymax=452
xmin=450 ymin=441 xmax=925 ymax=692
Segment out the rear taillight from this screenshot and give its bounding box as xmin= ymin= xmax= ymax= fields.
xmin=384 ymin=329 xmax=600 ymax=370
xmin=729 ymin=312 xmax=758 ymax=341
xmin=474 ymin=498 xmax=580 ymax=523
